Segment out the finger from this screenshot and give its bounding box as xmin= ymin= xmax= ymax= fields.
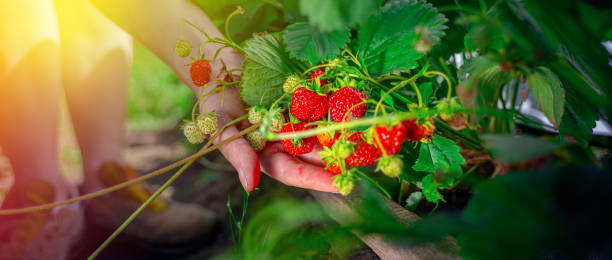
xmin=297 ymin=146 xmax=325 ymax=167
xmin=259 ymin=143 xmax=338 ymax=193
xmin=214 ymin=123 xmax=260 ymax=192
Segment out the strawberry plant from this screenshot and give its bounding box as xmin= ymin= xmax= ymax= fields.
xmin=177 ymin=0 xmax=610 ymax=207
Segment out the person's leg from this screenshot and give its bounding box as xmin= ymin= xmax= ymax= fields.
xmin=54 ymin=0 xmax=132 ymax=193
xmin=0 ymin=1 xmax=83 ymax=259
xmin=0 ymin=0 xmax=71 ymax=208
xmin=54 ymin=0 xmax=217 ymax=247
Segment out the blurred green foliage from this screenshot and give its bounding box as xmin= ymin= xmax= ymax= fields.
xmin=127 ymin=42 xmax=193 ymax=131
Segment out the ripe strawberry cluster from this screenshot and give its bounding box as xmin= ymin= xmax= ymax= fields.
xmin=274 ymin=69 xmax=435 ymax=194
xmin=175 ymin=38 xmax=438 ymax=195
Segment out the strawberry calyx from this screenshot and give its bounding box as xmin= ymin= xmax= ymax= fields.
xmin=319 ymin=137 xmax=356 ymax=175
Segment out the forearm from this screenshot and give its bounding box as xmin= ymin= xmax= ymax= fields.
xmin=89 ymin=0 xmax=244 ymax=93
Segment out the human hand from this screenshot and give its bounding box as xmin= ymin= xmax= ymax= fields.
xmin=90 ymin=0 xmax=337 ymax=193
xmin=203 ymin=85 xmax=338 ymax=193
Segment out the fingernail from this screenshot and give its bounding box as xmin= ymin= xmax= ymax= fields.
xmin=237 ymin=168 xmax=248 ymax=191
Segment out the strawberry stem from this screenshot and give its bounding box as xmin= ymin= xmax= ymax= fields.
xmin=424 ymin=70 xmax=453 ymax=99
xmin=224 ymin=6 xmax=244 ymax=46
xmin=183 ymin=19 xmax=246 ymax=54
xmin=354 ymin=169 xmax=392 ymax=199
xmin=409 ymin=81 xmax=424 ymax=107
xmin=0 ymin=118 xmax=257 ymax=216
xmin=270 ymin=107 xmax=510 ymax=141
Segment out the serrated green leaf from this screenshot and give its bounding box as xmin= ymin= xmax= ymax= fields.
xmin=241 ymin=59 xmax=285 ymax=106
xmin=413 ymin=134 xmax=466 ymax=179
xmin=413 ymin=143 xmax=434 ymax=173
xmin=357 ymin=0 xmax=448 ymax=77
xmin=241 ymin=33 xmax=306 ymax=106
xmin=482 ymin=134 xmax=559 ymax=163
xmin=282 ymin=22 xmax=350 ymax=65
xmin=526 ymin=67 xmax=565 ymax=126
xmin=559 ymin=86 xmax=597 ymax=146
xmin=298 ymin=0 xmax=382 ymax=32
xmin=422 ymin=174 xmax=444 ymax=202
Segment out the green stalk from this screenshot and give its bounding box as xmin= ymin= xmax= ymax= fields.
xmin=374 ymin=77 xmax=418 ymax=116
xmin=355 ymin=169 xmax=392 ymax=200
xmin=409 ymin=81 xmax=424 ymax=107
xmin=224 ymin=7 xmax=244 ymax=45
xmin=0 ymin=122 xmax=259 ymax=216
xmin=271 ymin=107 xmax=509 ymax=141
xmin=434 ymin=118 xmax=483 ymax=150
xmin=424 ymin=71 xmax=453 ymax=99
xmin=183 ymin=19 xmax=245 ymax=54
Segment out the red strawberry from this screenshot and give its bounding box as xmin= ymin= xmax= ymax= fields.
xmin=373 ymin=123 xmax=407 ymax=155
xmin=346 ymin=132 xmax=379 ymax=167
xmin=403 ymin=118 xmax=435 ymax=142
xmin=290 ymin=87 xmax=328 ymax=121
xmin=190 ymin=59 xmax=212 ymax=87
xmin=307 ymin=68 xmax=328 ymax=85
xmin=317 ymin=131 xmax=341 ymax=148
xmin=326 ymin=161 xmax=342 ymax=175
xmin=281 ymin=123 xmax=316 ymax=155
xmin=329 ymin=87 xmax=368 ymax=122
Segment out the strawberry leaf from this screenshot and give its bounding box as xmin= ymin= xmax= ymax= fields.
xmin=356 ymin=0 xmax=447 ymax=77
xmin=559 ymin=87 xmax=597 ymax=146
xmin=298 ymin=0 xmax=382 ymax=32
xmin=413 ymin=134 xmax=465 ymax=176
xmin=282 ymin=22 xmax=350 ymax=65
xmin=413 ymin=134 xmax=466 ymax=202
xmin=421 ymin=174 xmax=444 ymax=203
xmin=458 ymin=55 xmax=511 ymax=110
xmin=241 ymin=33 xmax=306 ymax=106
xmin=526 ymin=67 xmax=565 ymax=127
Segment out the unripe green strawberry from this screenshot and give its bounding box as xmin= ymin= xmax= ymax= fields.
xmin=283 ymin=75 xmax=300 ymax=93
xmin=245 ymin=131 xmax=267 ymax=152
xmin=338 ymin=180 xmax=354 ymax=195
xmin=197 ymin=113 xmax=218 ymax=135
xmin=270 ymin=113 xmax=284 ymax=132
xmin=436 ymin=102 xmax=451 ymax=121
xmin=183 ymin=122 xmax=205 ymax=144
xmin=248 ymin=107 xmax=264 ymax=124
xmin=332 ymin=174 xmax=356 ymax=196
xmin=376 ymin=155 xmax=404 ymax=178
xmin=436 ymin=98 xmax=463 ymax=121
xmin=174 ymin=39 xmax=192 ymax=58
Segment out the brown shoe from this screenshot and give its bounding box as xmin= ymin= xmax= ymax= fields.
xmin=0 ymin=180 xmax=84 ymax=260
xmin=84 ymin=162 xmax=217 ymax=251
